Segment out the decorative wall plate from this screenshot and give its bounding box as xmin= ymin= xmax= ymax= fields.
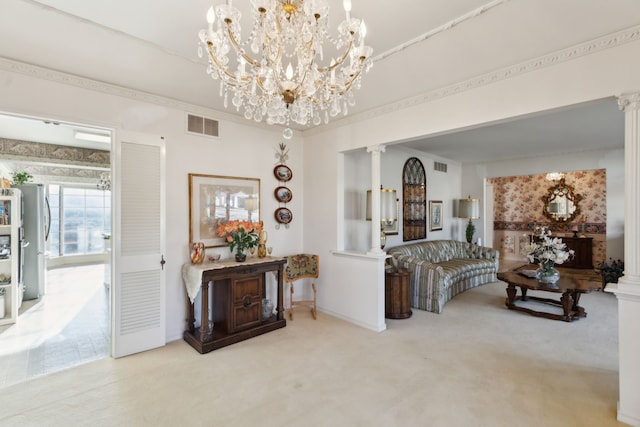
xmin=273 ymin=164 xmax=292 ymax=182
xmin=274 ymin=186 xmax=293 ymax=203
xmin=274 ymin=207 xmax=293 ymax=224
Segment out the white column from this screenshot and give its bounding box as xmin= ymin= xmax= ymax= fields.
xmin=606 ymin=91 xmax=640 ymax=427
xmin=367 ymin=144 xmax=385 ymax=255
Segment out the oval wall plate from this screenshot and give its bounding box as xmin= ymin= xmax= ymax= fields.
xmin=274 ymin=207 xmax=293 ymax=224
xmin=273 ymin=165 xmax=292 ymax=182
xmin=274 ymin=186 xmax=293 ymax=203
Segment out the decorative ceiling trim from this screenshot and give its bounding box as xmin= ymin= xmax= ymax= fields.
xmin=308 ymin=23 xmax=640 ymax=135
xmin=0 ymin=24 xmax=639 ymax=136
xmin=372 ymin=0 xmax=509 ymax=63
xmin=0 ymin=138 xmax=109 ymax=167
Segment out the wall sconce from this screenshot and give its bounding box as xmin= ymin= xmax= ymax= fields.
xmin=366 ymin=187 xmax=398 ymax=249
xmin=457 ymin=196 xmax=480 ymax=243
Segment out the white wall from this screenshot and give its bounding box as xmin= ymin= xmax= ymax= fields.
xmin=304 ymin=35 xmax=640 ymax=332
xmin=2 ymin=32 xmax=640 ymax=337
xmin=0 ymin=67 xmax=304 ymax=342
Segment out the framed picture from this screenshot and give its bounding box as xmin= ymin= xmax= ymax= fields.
xmin=189 ymin=173 xmax=261 ymax=248
xmin=429 ymin=200 xmax=443 ymax=231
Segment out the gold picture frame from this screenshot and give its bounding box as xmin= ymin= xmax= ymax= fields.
xmin=188 ymin=173 xmax=261 ymax=248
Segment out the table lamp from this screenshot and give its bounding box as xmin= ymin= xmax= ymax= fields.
xmin=458 ymin=196 xmax=480 ymax=243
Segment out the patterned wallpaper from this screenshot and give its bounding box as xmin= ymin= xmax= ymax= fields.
xmin=488 ymin=169 xmax=607 ymax=267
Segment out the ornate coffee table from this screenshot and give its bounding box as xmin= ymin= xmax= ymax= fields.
xmin=497 ymin=266 xmax=602 ymax=322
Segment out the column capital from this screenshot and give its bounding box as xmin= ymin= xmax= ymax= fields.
xmin=618 ymin=92 xmax=640 ymax=112
xmin=366 ymin=144 xmax=386 ymax=154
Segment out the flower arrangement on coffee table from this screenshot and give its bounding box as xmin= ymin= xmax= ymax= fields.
xmin=523 ymin=226 xmax=574 ymax=284
xmin=217 ymin=220 xmax=262 ymax=262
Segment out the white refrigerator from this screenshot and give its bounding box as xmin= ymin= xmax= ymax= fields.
xmin=17 ymin=183 xmax=49 ymax=301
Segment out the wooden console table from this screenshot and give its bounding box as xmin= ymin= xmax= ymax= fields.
xmin=560 ymin=236 xmax=593 ymax=269
xmin=530 ymin=235 xmax=593 ymax=269
xmin=182 ymin=257 xmax=286 ymax=354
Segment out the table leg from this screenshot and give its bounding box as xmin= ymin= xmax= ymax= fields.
xmin=200 ymin=280 xmax=212 ymax=339
xmin=276 ymin=265 xmax=285 ymax=321
xmin=560 ymin=291 xmax=574 ymax=322
xmin=521 ymin=286 xmax=528 ymax=301
xmin=186 ymin=296 xmax=195 ymax=333
xmin=571 ymin=291 xmax=587 ymax=318
xmin=505 ymin=284 xmax=517 ymax=308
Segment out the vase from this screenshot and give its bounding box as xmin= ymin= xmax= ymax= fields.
xmin=262 ymin=298 xmax=274 ymax=320
xmin=235 ymin=251 xmax=247 ymax=262
xmin=190 ymin=242 xmax=205 ymax=264
xmin=536 ymin=262 xmax=560 ymax=285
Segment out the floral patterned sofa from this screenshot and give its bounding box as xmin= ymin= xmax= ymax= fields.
xmin=386 ymin=240 xmax=500 ymax=314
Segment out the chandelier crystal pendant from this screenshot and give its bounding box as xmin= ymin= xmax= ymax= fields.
xmin=198 ymin=0 xmax=373 ymax=139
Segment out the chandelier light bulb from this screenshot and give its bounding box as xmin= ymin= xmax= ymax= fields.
xmin=198 ymin=0 xmax=373 ymax=137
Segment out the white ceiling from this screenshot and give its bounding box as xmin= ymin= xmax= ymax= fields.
xmin=0 ymin=0 xmax=637 ymax=162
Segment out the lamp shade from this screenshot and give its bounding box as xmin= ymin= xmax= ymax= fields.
xmin=458 ymin=197 xmax=480 ymax=219
xmin=366 ymin=188 xmax=398 ymax=225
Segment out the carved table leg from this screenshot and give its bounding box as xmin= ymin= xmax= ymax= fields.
xmin=571 ymin=291 xmax=587 ymax=318
xmin=200 ymin=280 xmax=212 ymax=340
xmin=506 ymin=284 xmax=517 ymax=308
xmin=560 ymin=291 xmax=574 ymax=322
xmin=276 ymin=266 xmax=285 ymax=321
xmin=521 ymin=286 xmax=528 ymax=301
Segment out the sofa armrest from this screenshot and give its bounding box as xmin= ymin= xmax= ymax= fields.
xmin=467 ymin=244 xmax=500 ymax=271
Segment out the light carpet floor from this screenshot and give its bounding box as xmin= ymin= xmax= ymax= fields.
xmin=0 ymin=280 xmax=622 ymax=427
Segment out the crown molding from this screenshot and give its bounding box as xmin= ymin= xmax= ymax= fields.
xmin=308 ymin=24 xmax=640 ymax=136
xmin=0 ymin=57 xmax=272 ymax=132
xmin=1 ymin=24 xmax=639 ymax=138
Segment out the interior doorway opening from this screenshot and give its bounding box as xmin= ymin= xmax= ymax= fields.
xmin=0 ymin=112 xmax=113 ymax=389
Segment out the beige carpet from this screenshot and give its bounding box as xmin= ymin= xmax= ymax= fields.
xmin=0 ymin=280 xmax=622 ymax=427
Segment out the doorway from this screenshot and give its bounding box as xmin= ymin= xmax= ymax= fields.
xmin=0 ymin=112 xmax=112 ymax=389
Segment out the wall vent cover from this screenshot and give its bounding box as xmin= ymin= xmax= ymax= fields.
xmin=434 ymin=161 xmax=448 ymax=173
xmin=187 ymin=114 xmax=219 ymax=137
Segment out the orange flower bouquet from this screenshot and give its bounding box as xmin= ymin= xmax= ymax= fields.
xmin=217 ymin=220 xmax=262 ymax=261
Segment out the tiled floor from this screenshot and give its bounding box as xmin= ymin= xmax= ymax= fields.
xmin=0 ymin=264 xmax=109 ymax=389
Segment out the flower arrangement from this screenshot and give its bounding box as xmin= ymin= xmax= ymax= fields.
xmin=216 ymin=220 xmax=262 ymax=258
xmin=523 ymin=226 xmax=574 ymax=268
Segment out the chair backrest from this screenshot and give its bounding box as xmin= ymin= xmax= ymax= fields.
xmin=284 ymin=254 xmax=319 ymax=282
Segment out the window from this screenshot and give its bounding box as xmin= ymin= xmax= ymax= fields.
xmin=48 ymin=184 xmax=111 ymax=257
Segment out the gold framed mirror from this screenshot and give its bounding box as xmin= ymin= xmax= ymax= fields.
xmin=541 ymin=178 xmax=582 ymax=224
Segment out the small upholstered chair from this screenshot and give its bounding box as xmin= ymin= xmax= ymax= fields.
xmin=284 ymin=254 xmax=320 ymax=320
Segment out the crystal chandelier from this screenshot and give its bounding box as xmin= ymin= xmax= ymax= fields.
xmin=97 ymin=172 xmax=111 ymax=191
xmin=198 ymin=0 xmax=373 ymax=139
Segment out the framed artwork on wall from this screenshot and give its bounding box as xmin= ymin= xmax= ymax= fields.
xmin=188 ymin=173 xmax=260 ymax=248
xmin=429 ymin=200 xmax=443 ymax=231
xmin=402 ymin=157 xmax=427 ymax=241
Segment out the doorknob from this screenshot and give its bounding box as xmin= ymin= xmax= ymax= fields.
xmin=160 ymin=255 xmax=166 ymax=270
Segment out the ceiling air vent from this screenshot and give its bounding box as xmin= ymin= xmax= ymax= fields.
xmin=434 ymin=161 xmax=448 ymax=173
xmin=187 ymin=114 xmax=219 ymax=138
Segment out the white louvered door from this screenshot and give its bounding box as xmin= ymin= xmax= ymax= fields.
xmin=112 ymin=131 xmax=166 ymax=358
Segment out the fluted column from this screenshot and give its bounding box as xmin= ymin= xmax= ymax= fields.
xmin=607 ymin=91 xmax=640 ymax=427
xmin=367 ymin=144 xmax=385 ymax=255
